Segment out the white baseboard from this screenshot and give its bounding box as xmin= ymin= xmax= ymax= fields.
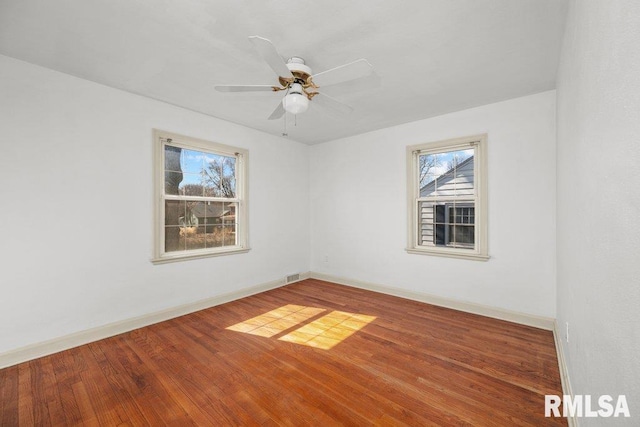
xmin=309 ymin=272 xmax=555 ymax=330
xmin=0 ymin=272 xmax=310 ymax=369
xmin=553 ymin=321 xmax=577 ymax=427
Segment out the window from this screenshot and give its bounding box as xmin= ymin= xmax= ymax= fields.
xmin=152 ymin=130 xmax=249 ymax=263
xmin=406 ymin=134 xmax=488 ymax=260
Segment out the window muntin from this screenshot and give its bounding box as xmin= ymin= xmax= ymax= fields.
xmin=153 ymin=130 xmax=249 ymax=263
xmin=407 ymin=135 xmax=488 ymax=260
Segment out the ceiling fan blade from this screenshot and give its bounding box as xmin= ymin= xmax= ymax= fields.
xmin=313 ymin=92 xmax=354 ymax=116
xmin=249 ymin=36 xmax=293 ymax=79
xmin=310 ymin=59 xmax=373 ymax=88
xmin=215 ymin=85 xmax=276 ymax=93
xmin=268 ymin=100 xmax=285 ymax=120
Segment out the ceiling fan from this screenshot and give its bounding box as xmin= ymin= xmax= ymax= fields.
xmin=215 ymin=36 xmax=375 ymax=120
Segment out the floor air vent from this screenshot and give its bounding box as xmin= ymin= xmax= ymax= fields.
xmin=286 ymin=273 xmax=300 ymax=283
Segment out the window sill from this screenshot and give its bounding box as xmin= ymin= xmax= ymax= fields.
xmin=151 ymin=247 xmax=251 ymax=265
xmin=405 ymin=247 xmax=490 ymax=261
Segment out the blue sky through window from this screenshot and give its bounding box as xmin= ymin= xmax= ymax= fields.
xmin=420 ymin=148 xmax=473 ymax=188
xmin=178 ymin=149 xmax=236 ymax=191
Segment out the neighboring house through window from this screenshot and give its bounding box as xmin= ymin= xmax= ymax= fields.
xmin=152 ymin=130 xmax=249 ymax=263
xmin=406 ymin=134 xmax=488 ymax=260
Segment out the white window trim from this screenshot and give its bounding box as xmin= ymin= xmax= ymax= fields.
xmin=151 ymin=129 xmax=250 ymax=264
xmin=406 ymin=134 xmax=489 ymax=261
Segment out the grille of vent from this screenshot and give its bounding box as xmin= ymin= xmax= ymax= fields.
xmin=286 ymin=273 xmax=300 ymax=283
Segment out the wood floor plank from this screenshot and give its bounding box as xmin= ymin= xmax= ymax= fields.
xmin=37 ymin=357 xmax=67 ymax=426
xmin=52 ymin=351 xmax=85 ymax=426
xmin=0 ymin=279 xmax=567 ymax=425
xmin=0 ymin=365 xmax=19 ymax=426
xmin=17 ymin=362 xmax=36 ymax=426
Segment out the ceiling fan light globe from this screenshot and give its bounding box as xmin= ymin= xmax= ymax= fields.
xmin=282 ymin=93 xmax=309 ymax=115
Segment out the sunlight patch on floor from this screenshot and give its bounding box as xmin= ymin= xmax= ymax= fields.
xmin=227 ymin=305 xmax=376 ymax=350
xmin=278 ymin=311 xmax=376 ymax=350
xmin=225 ymin=304 xmax=326 ymax=338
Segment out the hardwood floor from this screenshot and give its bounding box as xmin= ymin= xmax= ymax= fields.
xmin=0 ymin=279 xmax=566 ymax=426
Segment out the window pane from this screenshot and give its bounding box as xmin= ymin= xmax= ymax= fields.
xmin=452 ymin=150 xmax=474 ymax=196
xmin=219 ymin=202 xmax=238 ymax=247
xmin=164 ymin=171 xmax=183 ymax=195
xmin=447 ymin=204 xmax=475 ymax=247
xmin=449 ymin=225 xmax=475 ymax=246
xmin=204 ymin=153 xmax=236 ymax=198
xmin=165 ymin=200 xmax=199 ymax=253
xmin=178 ymin=173 xmax=206 ymax=196
xmin=165 ymin=226 xmax=185 ymax=253
xmin=418 ymin=201 xmax=434 ymax=246
xmin=419 ymin=149 xmax=474 ymax=197
xmin=418 ymin=201 xmax=447 ymax=246
xmin=164 ymin=145 xmax=183 ymax=173
xmin=222 ymin=202 xmax=237 ymax=226
xmin=434 ymin=204 xmax=446 ymax=245
xmin=185 ymin=226 xmax=207 ymax=251
xmin=419 ymin=153 xmax=440 ymax=196
xmin=206 ymin=224 xmax=237 ymax=248
xmin=165 ymin=200 xmax=187 ymax=226
xmin=181 ymin=149 xmax=205 ymax=174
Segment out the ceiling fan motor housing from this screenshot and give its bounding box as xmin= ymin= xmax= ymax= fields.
xmin=286 ymin=57 xmax=312 ymax=75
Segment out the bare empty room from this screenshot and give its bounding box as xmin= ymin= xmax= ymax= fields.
xmin=0 ymin=0 xmax=638 ymax=425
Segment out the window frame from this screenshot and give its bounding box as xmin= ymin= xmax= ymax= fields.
xmin=406 ymin=134 xmax=489 ymax=261
xmin=152 ymin=129 xmax=250 ymax=264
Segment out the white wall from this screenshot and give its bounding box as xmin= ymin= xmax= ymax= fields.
xmin=0 ymin=53 xmax=562 ymax=357
xmin=310 ymin=91 xmax=557 ymax=317
xmin=0 ymin=55 xmax=310 ymax=354
xmin=556 ymin=0 xmax=640 ymax=421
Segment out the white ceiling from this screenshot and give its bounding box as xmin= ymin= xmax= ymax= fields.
xmin=0 ymin=0 xmax=568 ymax=145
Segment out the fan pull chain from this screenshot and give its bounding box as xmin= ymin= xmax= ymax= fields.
xmin=282 ymin=111 xmax=288 ymax=137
